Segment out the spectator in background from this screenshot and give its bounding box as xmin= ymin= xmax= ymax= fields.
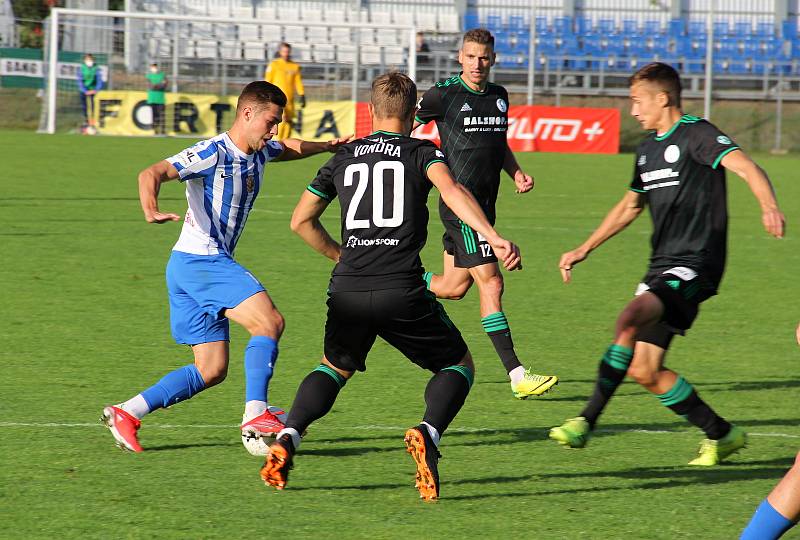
xmin=416 ymin=31 xmax=431 ymax=65
xmin=78 ymin=53 xmax=103 ymax=134
xmin=265 ymin=43 xmax=305 ymax=140
xmin=146 ymin=62 xmax=167 ymax=135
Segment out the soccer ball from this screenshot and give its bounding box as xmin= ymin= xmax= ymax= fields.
xmin=83 ymin=125 xmax=97 ymax=135
xmin=241 ymin=406 xmax=288 ymax=456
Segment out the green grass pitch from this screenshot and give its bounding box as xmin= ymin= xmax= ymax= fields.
xmin=1 ymin=130 xmax=798 ymax=539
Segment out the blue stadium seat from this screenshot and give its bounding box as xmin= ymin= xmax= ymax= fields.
xmin=576 ymin=17 xmax=592 ymax=35
xmin=598 ymin=18 xmax=615 ymax=35
xmin=507 ymin=15 xmax=525 ymax=31
xmin=643 ymin=20 xmax=662 ymax=36
xmin=734 ymin=21 xmax=752 ymax=37
xmin=688 ymin=20 xmax=705 ymax=36
xmin=463 ymin=12 xmax=479 ymax=31
xmin=756 ymin=21 xmax=775 ymax=37
xmin=781 ymin=20 xmax=797 ymax=40
xmin=536 ymin=16 xmax=548 ymax=34
xmin=668 ymin=19 xmax=685 ymax=37
xmin=486 ymin=14 xmax=503 ymax=32
xmin=494 ymin=31 xmax=513 ymax=53
xmin=622 ymin=19 xmax=638 ymax=36
xmin=713 ymin=21 xmax=729 ymax=37
xmin=554 ymin=16 xmax=573 ymax=35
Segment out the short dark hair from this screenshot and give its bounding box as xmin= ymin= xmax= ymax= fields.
xmin=279 ymin=42 xmax=291 ymax=49
xmin=236 ymin=81 xmax=287 ymax=113
xmin=463 ymin=28 xmax=494 ymax=49
xmin=370 ymin=71 xmax=417 ymax=121
xmin=629 ymin=62 xmax=682 ymax=107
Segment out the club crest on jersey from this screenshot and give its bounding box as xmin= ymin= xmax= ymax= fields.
xmin=246 ymin=175 xmax=255 ymax=192
xmin=717 ymin=135 xmax=732 ymax=145
xmin=664 ymin=144 xmax=680 ymax=164
xmin=496 ymin=98 xmax=507 ymax=112
xmin=638 ymin=155 xmax=646 ymax=166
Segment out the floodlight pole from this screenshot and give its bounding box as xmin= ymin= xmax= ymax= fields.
xmin=703 ymin=0 xmax=715 ymax=120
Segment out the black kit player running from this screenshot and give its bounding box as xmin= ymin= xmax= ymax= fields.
xmin=261 ymin=113 xmax=520 ymax=499
xmin=630 ymin=114 xmax=739 ymax=344
xmin=415 ymin=75 xmax=509 ymax=267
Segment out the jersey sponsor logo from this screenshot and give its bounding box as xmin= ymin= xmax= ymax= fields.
xmin=176 ymin=149 xmax=198 ymax=167
xmin=345 ymin=235 xmax=400 ymax=248
xmin=354 ymin=140 xmax=402 ymax=158
xmin=460 ymin=102 xmax=472 ymax=112
xmin=664 ymin=144 xmax=681 ymax=164
xmin=435 ymin=150 xmax=445 ymax=158
xmin=463 ymin=116 xmax=507 ymax=126
xmin=496 ymin=98 xmax=507 ymax=112
xmin=640 ymin=168 xmax=680 ymax=191
xmin=716 ymin=135 xmax=732 ymax=145
xmin=638 ymin=155 xmax=646 ymax=166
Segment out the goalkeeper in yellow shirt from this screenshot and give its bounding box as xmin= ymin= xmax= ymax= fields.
xmin=265 ymin=43 xmax=305 ymax=140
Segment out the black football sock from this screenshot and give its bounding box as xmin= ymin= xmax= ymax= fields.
xmin=481 ymin=312 xmax=523 ymax=373
xmin=580 ymin=344 xmax=633 ymax=429
xmin=284 ymin=364 xmax=347 ymax=435
xmin=422 ymin=365 xmax=473 ymax=436
xmin=656 ymin=376 xmax=731 ymax=440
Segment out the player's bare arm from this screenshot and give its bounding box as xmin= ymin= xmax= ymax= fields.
xmin=290 ymin=190 xmax=341 ymax=262
xmin=427 ymin=162 xmax=521 ymax=271
xmin=559 ymin=190 xmax=645 ymax=283
xmin=502 ymin=143 xmax=534 ymax=194
xmin=719 ymin=149 xmax=785 ymax=239
xmin=138 ymin=159 xmax=181 ymax=224
xmin=273 ymin=135 xmax=354 ymax=162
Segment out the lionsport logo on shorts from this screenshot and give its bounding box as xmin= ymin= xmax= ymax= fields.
xmin=345 ymin=236 xmax=400 ymax=248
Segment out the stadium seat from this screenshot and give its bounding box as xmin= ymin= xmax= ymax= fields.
xmin=734 ymin=21 xmax=752 ymax=37
xmin=194 ymin=39 xmax=218 ymax=59
xmin=713 ymin=21 xmax=729 ymax=38
xmin=261 ymin=24 xmax=282 ymax=42
xmin=243 ymin=41 xmax=266 ymax=61
xmin=668 ymin=19 xmax=685 ymax=36
xmin=220 ymin=40 xmax=241 ymax=60
xmin=554 ymin=16 xmax=573 ymax=36
xmin=330 ymin=26 xmax=352 ymax=44
xmin=688 ymin=20 xmax=705 ymax=36
xmin=384 ymin=46 xmax=405 ymax=66
xmin=283 ymin=25 xmax=306 ymax=43
xmin=303 ymin=10 xmax=323 ymax=23
xmin=292 ymin=43 xmax=312 ymax=62
xmin=307 ymin=25 xmax=329 ymax=44
xmin=439 ymin=13 xmax=460 ymax=33
xmin=358 ymin=28 xmax=376 ymax=45
xmin=781 ymin=20 xmax=797 ymax=40
xmin=576 ymin=17 xmax=592 ymax=35
xmin=643 ymin=20 xmax=662 ymax=36
xmin=335 ymin=45 xmax=356 ymax=63
xmin=486 ymin=14 xmax=502 ymax=32
xmin=257 ymin=3 xmax=276 ymax=20
xmin=375 ymin=29 xmax=401 ymax=46
xmin=622 ymin=19 xmax=638 ymax=36
xmin=597 ymin=19 xmax=615 ymax=35
xmin=463 ymin=12 xmax=479 ymax=31
xmin=324 ymin=9 xmax=347 ymax=23
xmin=370 ymin=10 xmax=392 ymax=25
xmin=536 ymin=16 xmax=548 ymax=34
xmin=238 ymin=24 xmax=259 ymax=41
xmin=360 ymin=45 xmax=383 ymax=65
xmin=507 ymin=15 xmax=525 ymax=31
xmin=756 ymin=21 xmax=775 ymax=37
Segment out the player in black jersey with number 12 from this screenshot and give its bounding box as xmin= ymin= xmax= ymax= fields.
xmin=259 ymin=72 xmax=521 ymax=501
xmin=414 ymin=28 xmax=557 ymax=399
xmin=550 ymin=63 xmax=785 ymax=466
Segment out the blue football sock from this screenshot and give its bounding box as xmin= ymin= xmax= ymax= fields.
xmin=244 ymin=335 xmax=279 ymax=403
xmin=141 ymin=364 xmax=206 ymax=411
xmin=741 ymin=499 xmax=795 ymax=540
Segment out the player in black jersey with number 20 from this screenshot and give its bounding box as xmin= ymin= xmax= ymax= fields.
xmin=414 ymin=28 xmax=558 ymax=400
xmin=550 ymin=62 xmax=785 ymax=466
xmin=259 ymin=72 xmax=521 ymax=501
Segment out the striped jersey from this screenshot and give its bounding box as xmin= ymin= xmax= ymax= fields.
xmin=167 ymin=132 xmax=284 ymax=256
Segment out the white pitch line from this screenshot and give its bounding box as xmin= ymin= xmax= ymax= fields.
xmin=0 ymin=422 xmax=798 ymax=439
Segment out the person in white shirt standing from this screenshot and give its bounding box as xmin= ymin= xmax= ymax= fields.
xmin=101 ymin=81 xmax=351 ymax=455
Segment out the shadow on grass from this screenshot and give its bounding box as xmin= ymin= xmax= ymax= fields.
xmin=146 ymin=441 xmax=240 ymax=452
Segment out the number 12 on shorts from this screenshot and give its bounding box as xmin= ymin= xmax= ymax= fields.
xmin=477 ymin=231 xmax=493 ymax=257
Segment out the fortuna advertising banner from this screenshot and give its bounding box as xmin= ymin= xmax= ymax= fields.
xmin=93 ymin=91 xmax=355 ymax=140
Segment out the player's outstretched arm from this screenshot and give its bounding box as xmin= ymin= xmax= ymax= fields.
xmin=503 ymin=143 xmax=534 ymax=194
xmin=138 ymin=160 xmax=181 ymax=224
xmin=559 ymin=190 xmax=645 ymax=283
xmin=273 ymin=135 xmax=354 ymax=162
xmin=290 ymin=190 xmax=341 ymax=262
xmin=427 ymin=162 xmax=521 ymax=271
xmin=720 ymin=150 xmax=785 ymax=239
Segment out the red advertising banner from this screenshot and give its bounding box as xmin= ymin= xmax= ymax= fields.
xmin=355 ymin=103 xmax=619 ymax=154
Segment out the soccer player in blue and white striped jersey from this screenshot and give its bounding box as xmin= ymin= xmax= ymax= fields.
xmin=102 ymin=81 xmax=352 ymax=454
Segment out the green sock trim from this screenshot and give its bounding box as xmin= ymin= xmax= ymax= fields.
xmin=657 ymin=376 xmax=693 ymax=407
xmin=602 ymin=344 xmax=633 ymax=371
xmin=422 ymin=271 xmax=433 ymax=290
xmin=442 ymin=365 xmax=474 ymax=388
xmin=482 ymin=312 xmax=510 ymax=333
xmin=313 ymin=364 xmax=347 ymax=389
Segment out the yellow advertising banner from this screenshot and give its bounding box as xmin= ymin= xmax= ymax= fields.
xmin=93 ymin=90 xmax=355 ymax=140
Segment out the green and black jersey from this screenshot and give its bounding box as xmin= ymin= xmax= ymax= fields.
xmin=630 ymin=114 xmax=741 ymax=290
xmin=415 ymin=74 xmax=509 ymax=223
xmin=308 ymin=131 xmax=447 ymax=292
